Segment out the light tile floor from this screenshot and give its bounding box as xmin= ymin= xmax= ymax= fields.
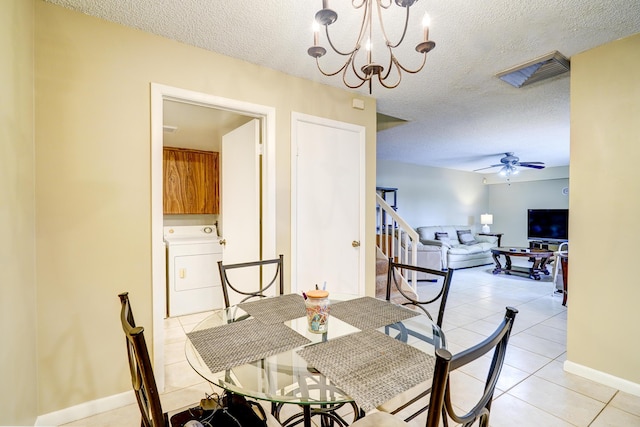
xmin=63 ymin=261 xmax=640 ymax=426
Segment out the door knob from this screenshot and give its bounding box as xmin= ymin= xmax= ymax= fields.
xmin=352 ymin=240 xmax=360 ymax=247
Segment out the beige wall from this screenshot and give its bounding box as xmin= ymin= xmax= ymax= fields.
xmin=568 ymin=33 xmax=640 ymax=385
xmin=0 ymin=0 xmax=38 ymax=425
xmin=34 ymin=1 xmax=376 ymax=416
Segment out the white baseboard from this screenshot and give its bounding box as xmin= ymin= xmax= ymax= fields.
xmin=35 ymin=391 xmax=135 ymax=426
xmin=564 ymin=360 xmax=640 ymax=397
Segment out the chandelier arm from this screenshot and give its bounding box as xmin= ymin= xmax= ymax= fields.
xmin=380 ymin=4 xmax=411 ymax=49
xmin=342 ymin=62 xmax=369 ymax=89
xmin=379 ymin=0 xmax=393 ymax=9
xmin=378 ymin=58 xmax=402 ymax=88
xmin=323 ymin=1 xmax=370 ymax=57
xmin=324 ymin=26 xmax=360 ymax=56
xmin=380 ymin=45 xmax=396 ymax=80
xmin=315 ymin=57 xmax=351 ymax=77
xmin=377 ymin=69 xmax=401 ymax=89
xmin=393 ymin=52 xmax=428 ymax=74
xmin=350 ymin=52 xmax=371 ymax=82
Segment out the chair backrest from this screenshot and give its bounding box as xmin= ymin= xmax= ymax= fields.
xmin=426 ymin=306 xmax=518 ymax=427
xmin=555 ymin=241 xmax=568 ymax=255
xmin=386 ymin=258 xmax=454 ymax=327
xmin=118 ymin=292 xmax=166 ymax=427
xmin=217 ymin=254 xmax=284 ymax=308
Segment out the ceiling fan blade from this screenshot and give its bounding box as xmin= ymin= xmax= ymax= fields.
xmin=519 ymin=164 xmax=546 ymax=169
xmin=518 ymin=161 xmax=545 ymax=165
xmin=473 ymin=164 xmax=503 ymax=172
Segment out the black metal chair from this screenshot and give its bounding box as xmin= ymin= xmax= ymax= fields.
xmin=353 ymin=306 xmax=518 ymax=427
xmin=217 ymin=254 xmax=284 ymax=308
xmin=118 ymin=292 xmax=280 ymax=427
xmin=118 ymin=292 xmax=211 ymax=427
xmin=386 ymin=258 xmax=454 ymax=328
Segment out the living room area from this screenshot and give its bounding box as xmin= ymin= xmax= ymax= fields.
xmin=376 ymin=161 xmax=570 ymax=252
xmin=372 ymin=162 xmax=640 ymax=426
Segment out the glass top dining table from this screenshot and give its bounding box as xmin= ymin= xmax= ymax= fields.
xmin=184 ymin=293 xmax=445 ymax=425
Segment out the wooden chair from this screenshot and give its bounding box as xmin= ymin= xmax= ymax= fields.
xmin=355 ymin=306 xmax=518 ymax=427
xmin=386 ymin=258 xmax=454 ymax=327
xmin=217 ymin=254 xmax=284 ymax=308
xmin=118 ymin=292 xmax=211 ymax=427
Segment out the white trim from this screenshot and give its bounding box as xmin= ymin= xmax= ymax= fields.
xmin=35 ymin=391 xmax=135 ymax=426
xmin=564 ymin=360 xmax=640 ymax=397
xmin=290 ymin=112 xmax=366 ymax=296
xmin=150 ymin=83 xmax=276 ymax=391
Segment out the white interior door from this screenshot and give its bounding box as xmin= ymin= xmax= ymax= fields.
xmin=291 ymin=113 xmax=365 ymax=296
xmin=222 ymin=119 xmax=262 ymax=305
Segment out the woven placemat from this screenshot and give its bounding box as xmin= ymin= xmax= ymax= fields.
xmin=237 ymin=293 xmax=306 ymax=324
xmin=296 ymin=329 xmax=435 ymax=412
xmin=330 ymin=296 xmax=419 ymax=330
xmin=187 ymin=319 xmax=310 ymax=373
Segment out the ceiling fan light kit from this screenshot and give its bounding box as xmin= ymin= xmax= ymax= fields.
xmin=474 ymin=152 xmax=545 ymax=177
xmin=308 ymin=0 xmax=435 ymax=93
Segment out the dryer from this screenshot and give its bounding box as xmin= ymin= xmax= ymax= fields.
xmin=164 ymin=225 xmax=224 ymax=317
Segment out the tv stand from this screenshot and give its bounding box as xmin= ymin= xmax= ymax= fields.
xmin=529 ymin=240 xmax=567 ymax=251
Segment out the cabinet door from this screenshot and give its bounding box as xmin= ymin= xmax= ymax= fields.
xmin=163 ymin=148 xmax=219 ymax=214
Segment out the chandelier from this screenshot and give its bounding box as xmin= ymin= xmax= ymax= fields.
xmin=307 ymin=0 xmax=436 ymax=93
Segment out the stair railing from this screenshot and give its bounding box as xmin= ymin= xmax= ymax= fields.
xmin=376 ymin=194 xmax=419 ymax=291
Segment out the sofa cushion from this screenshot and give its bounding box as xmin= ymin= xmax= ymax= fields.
xmin=417 ymin=226 xmax=436 ymax=242
xmin=448 ymin=244 xmax=484 ymax=255
xmin=456 ymin=229 xmax=477 ymax=245
xmin=435 ymin=232 xmax=450 ymax=244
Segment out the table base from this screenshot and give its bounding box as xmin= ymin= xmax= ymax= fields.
xmin=273 ymin=401 xmax=363 ymax=427
xmin=491 ymin=249 xmax=551 ymax=280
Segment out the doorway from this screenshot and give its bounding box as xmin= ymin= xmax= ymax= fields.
xmin=151 ymin=83 xmax=276 ymax=390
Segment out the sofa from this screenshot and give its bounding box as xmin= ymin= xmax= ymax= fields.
xmin=415 ymin=225 xmax=498 ymax=270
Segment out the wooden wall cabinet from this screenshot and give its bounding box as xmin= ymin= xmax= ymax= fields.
xmin=163 ymin=147 xmax=219 ymax=214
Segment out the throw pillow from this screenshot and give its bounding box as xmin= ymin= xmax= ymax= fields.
xmin=457 ymin=229 xmax=477 ymax=245
xmin=435 ymin=232 xmax=450 ymax=244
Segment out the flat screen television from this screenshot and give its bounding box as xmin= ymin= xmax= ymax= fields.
xmin=527 ymin=209 xmax=569 ymax=241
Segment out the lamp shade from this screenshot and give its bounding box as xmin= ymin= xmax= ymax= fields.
xmin=481 ymin=214 xmax=493 ymax=225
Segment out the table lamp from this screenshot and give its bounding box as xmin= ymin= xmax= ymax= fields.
xmin=481 ymin=214 xmax=493 ymax=233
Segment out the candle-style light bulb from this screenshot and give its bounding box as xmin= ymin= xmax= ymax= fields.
xmin=313 ymin=21 xmax=320 ymax=45
xmin=422 ymin=13 xmax=431 ymax=41
xmin=366 ymin=37 xmax=372 ymax=63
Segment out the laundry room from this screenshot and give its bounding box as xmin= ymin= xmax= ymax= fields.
xmin=162 ymin=99 xmax=256 ymax=317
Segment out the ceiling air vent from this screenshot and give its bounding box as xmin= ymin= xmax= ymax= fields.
xmin=496 ymin=51 xmax=570 ymax=88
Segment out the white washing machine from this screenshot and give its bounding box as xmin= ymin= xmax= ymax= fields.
xmin=164 ymin=225 xmax=224 ymax=317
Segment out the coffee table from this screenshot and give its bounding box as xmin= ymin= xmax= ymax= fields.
xmin=491 ymin=247 xmax=553 ymax=280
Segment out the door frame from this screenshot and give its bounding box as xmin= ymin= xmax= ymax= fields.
xmin=151 ymin=83 xmax=276 ymax=390
xmin=290 ymin=112 xmax=366 ymax=296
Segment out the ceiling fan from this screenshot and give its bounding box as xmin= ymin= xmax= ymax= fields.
xmin=474 ymin=152 xmax=545 ymax=176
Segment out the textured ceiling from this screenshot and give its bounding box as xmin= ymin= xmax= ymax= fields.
xmin=46 ymin=0 xmax=640 ymax=172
